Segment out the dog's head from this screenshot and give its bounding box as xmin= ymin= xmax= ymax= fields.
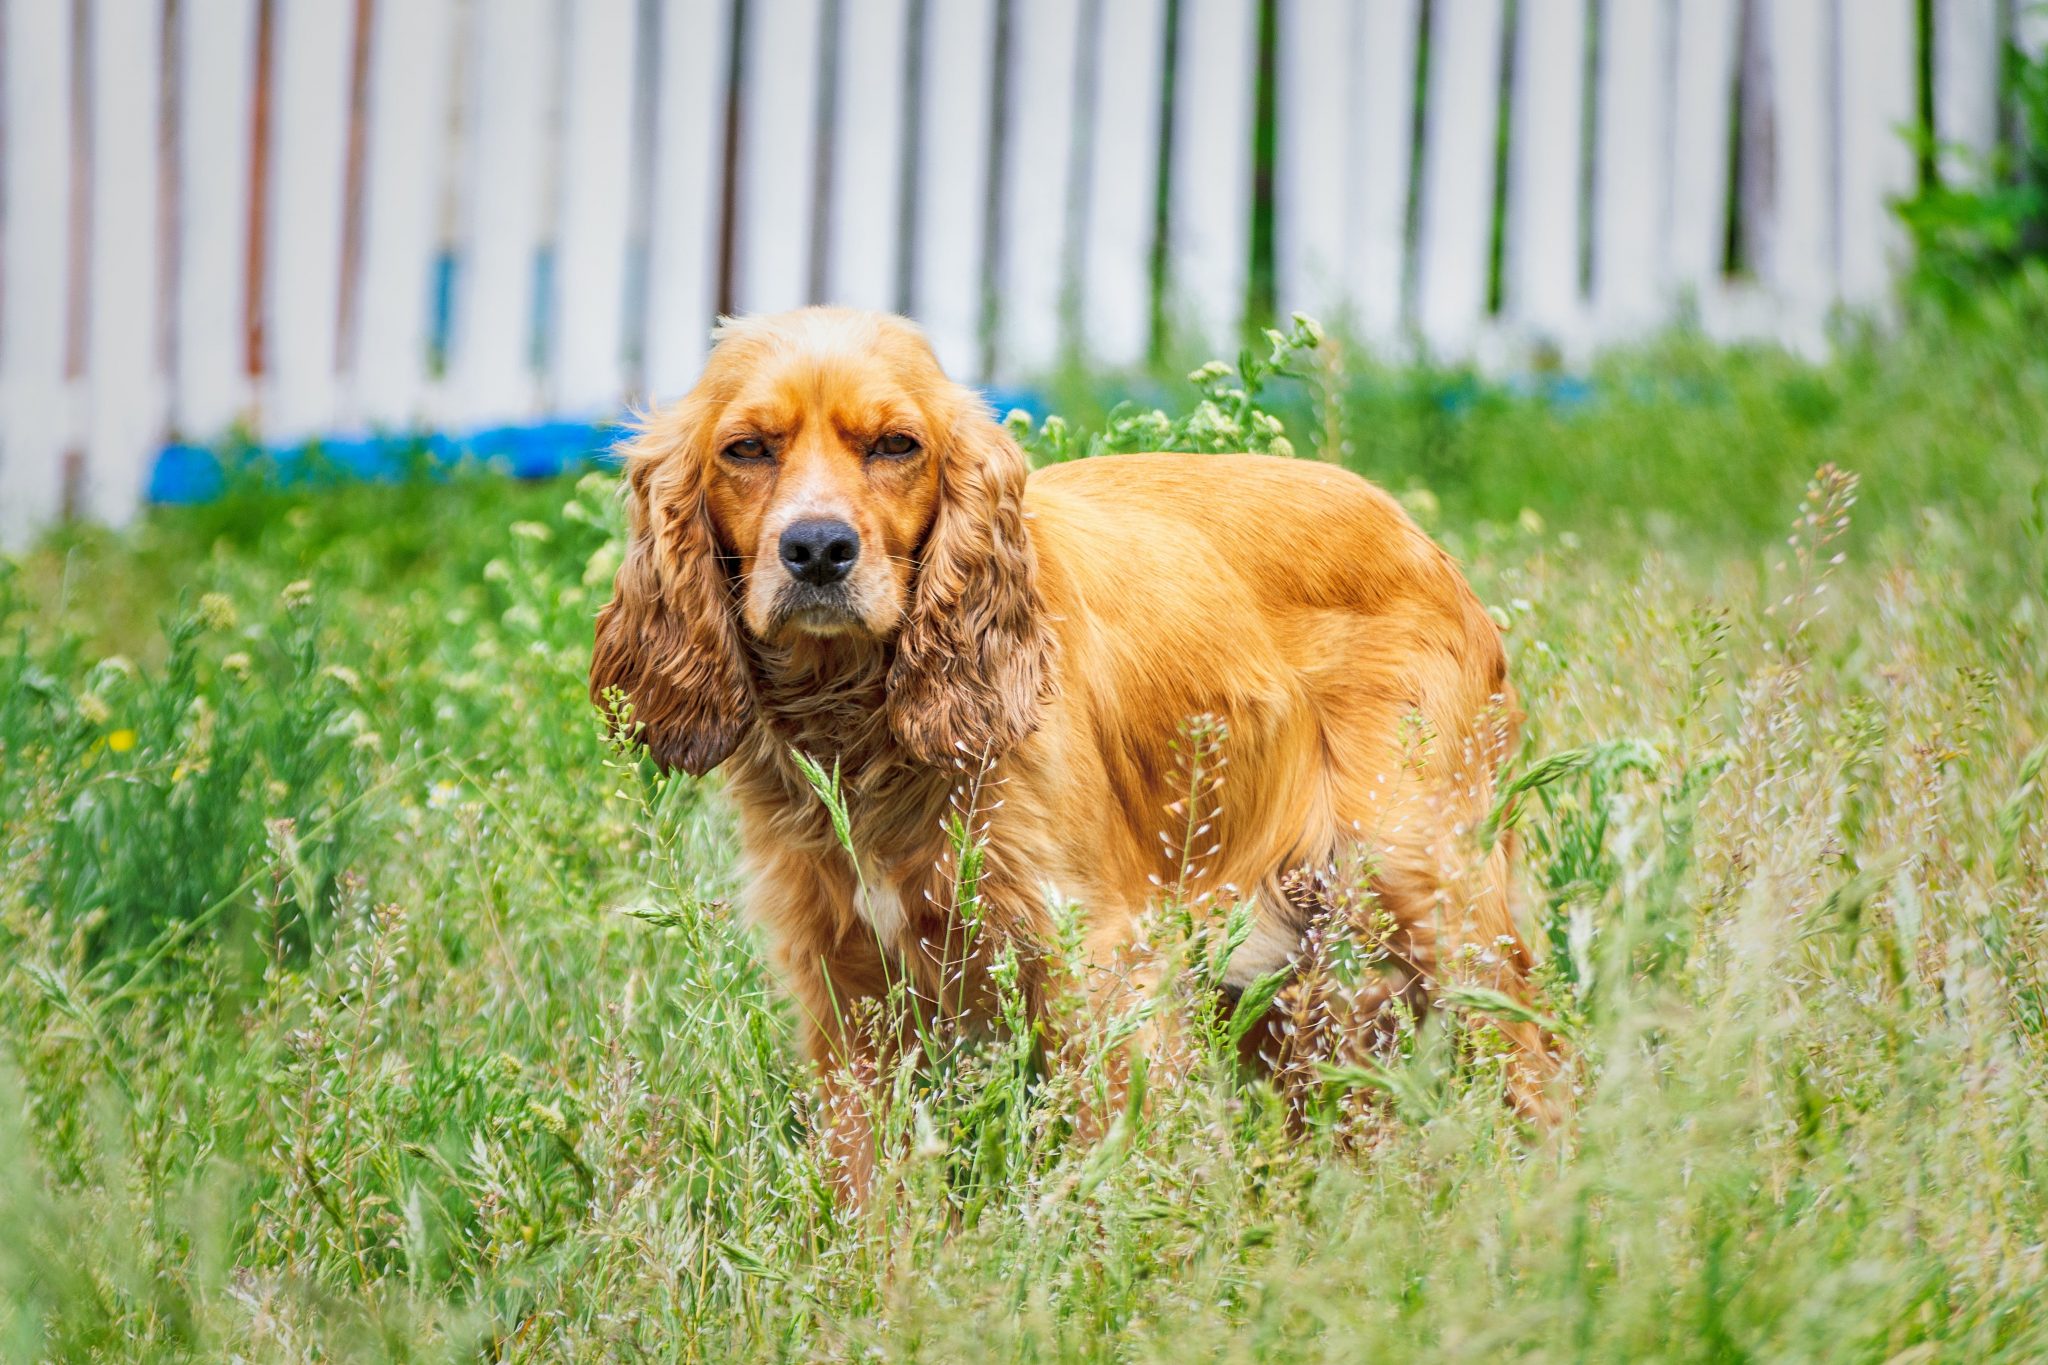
xmin=590 ymin=308 xmax=1049 ymax=774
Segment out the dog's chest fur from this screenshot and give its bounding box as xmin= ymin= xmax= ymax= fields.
xmin=732 ymin=640 xmax=964 ymax=946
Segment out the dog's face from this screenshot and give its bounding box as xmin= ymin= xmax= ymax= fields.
xmin=591 ymin=309 xmax=1051 ymax=775
xmin=698 ymin=319 xmax=945 ymax=643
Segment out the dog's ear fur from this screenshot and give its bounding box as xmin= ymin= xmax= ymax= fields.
xmin=590 ymin=402 xmax=751 ymax=774
xmin=887 ymin=390 xmax=1051 ymax=764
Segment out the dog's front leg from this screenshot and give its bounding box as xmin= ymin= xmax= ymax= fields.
xmin=783 ymin=945 xmax=897 ymax=1208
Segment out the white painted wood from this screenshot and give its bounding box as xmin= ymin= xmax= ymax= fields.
xmin=1080 ymin=0 xmax=1169 ymax=366
xmin=732 ymin=0 xmax=825 ymax=315
xmin=643 ymin=0 xmax=733 ymax=401
xmin=351 ymin=0 xmax=456 ymax=430
xmin=1836 ymin=0 xmax=1916 ymax=314
xmin=1765 ymin=0 xmax=1835 ymax=353
xmin=83 ymin=0 xmax=165 ymax=523
xmin=996 ymin=0 xmax=1085 ymax=375
xmin=1414 ymin=0 xmax=1505 ymax=356
xmin=0 ymin=0 xmax=76 ymax=541
xmin=552 ymin=0 xmax=641 ymax=415
xmin=171 ymin=0 xmax=258 ymax=444
xmin=261 ymin=0 xmax=356 ymax=443
xmin=1347 ymin=0 xmax=1422 ymax=349
xmin=1276 ymin=0 xmax=1354 ymax=319
xmin=824 ymin=0 xmax=914 ymax=314
xmin=1933 ymin=0 xmax=2001 ymax=182
xmin=1591 ymin=0 xmax=1670 ymax=336
xmin=1667 ymin=0 xmax=1739 ymax=305
xmin=909 ymin=0 xmax=999 ymax=379
xmin=2020 ymin=0 xmax=2048 ymax=57
xmin=1504 ymin=0 xmax=1588 ymax=346
xmin=446 ymin=0 xmax=552 ymax=426
xmin=1165 ymin=0 xmax=1257 ymax=350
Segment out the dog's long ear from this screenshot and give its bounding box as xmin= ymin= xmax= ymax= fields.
xmin=888 ymin=391 xmax=1051 ymax=764
xmin=590 ymin=403 xmax=751 ymax=775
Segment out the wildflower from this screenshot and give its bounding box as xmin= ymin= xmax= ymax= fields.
xmin=197 ymin=592 xmax=238 ymax=630
xmin=106 ymin=728 xmax=136 ymax=753
xmin=280 ymin=579 xmax=314 ymax=611
xmin=322 ymin=664 xmax=363 ymax=692
xmin=221 ymin=651 xmax=253 ymax=677
xmin=76 ymin=693 xmax=112 ymax=726
xmin=510 ymin=520 xmax=553 ymax=543
xmin=428 ymin=780 xmax=460 ymax=810
xmin=1518 ymin=507 xmax=1546 ymax=536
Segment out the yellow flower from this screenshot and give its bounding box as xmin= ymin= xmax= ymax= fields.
xmin=106 ymin=729 xmax=137 ymax=753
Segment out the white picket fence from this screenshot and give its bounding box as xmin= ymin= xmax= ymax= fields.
xmin=0 ymin=0 xmax=2041 ymax=542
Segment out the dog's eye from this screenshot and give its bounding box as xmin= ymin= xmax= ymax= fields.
xmin=723 ymin=437 xmax=770 ymax=461
xmin=872 ymin=433 xmax=920 ymax=459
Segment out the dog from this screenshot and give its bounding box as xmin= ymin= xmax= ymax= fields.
xmin=591 ymin=308 xmax=1556 ymax=1193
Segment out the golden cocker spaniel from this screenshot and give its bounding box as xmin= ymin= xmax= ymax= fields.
xmin=592 ymin=308 xmax=1555 ymax=1191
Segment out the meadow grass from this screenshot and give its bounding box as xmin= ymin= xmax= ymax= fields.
xmin=2 ymin=280 xmax=2047 ymax=1361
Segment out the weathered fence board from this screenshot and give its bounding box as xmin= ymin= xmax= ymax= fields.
xmin=823 ymin=0 xmax=915 ymax=316
xmin=1414 ymin=0 xmax=1505 ymax=356
xmin=260 ymin=0 xmax=355 ymax=443
xmin=1081 ymin=0 xmax=1169 ymax=368
xmin=1837 ymin=0 xmax=1919 ymax=314
xmin=1667 ymin=0 xmax=1740 ymax=310
xmin=909 ymin=0 xmax=1000 ymax=379
xmin=172 ymin=0 xmax=259 ymax=443
xmin=84 ymin=0 xmax=167 ymax=522
xmin=445 ymin=0 xmax=550 ymax=427
xmin=642 ymin=0 xmax=732 ymax=401
xmin=732 ymin=0 xmax=825 ymax=316
xmin=1347 ymin=0 xmax=1423 ymax=348
xmin=1504 ymin=0 xmax=1588 ymax=349
xmin=0 ymin=0 xmax=76 ymax=540
xmin=1591 ymin=0 xmax=1671 ymax=338
xmin=1166 ymin=0 xmax=1258 ymax=349
xmin=551 ymin=0 xmax=642 ymax=416
xmin=350 ymin=0 xmax=458 ymax=429
xmin=997 ymin=0 xmax=1086 ymax=375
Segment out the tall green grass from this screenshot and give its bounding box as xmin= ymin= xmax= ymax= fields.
xmin=2 ymin=278 xmax=2047 ymax=1360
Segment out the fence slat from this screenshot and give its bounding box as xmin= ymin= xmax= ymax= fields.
xmin=996 ymin=0 xmax=1085 ymax=375
xmin=1348 ymin=0 xmax=1422 ymax=348
xmin=1276 ymin=1 xmax=1354 ymax=320
xmin=350 ymin=0 xmax=455 ymax=430
xmin=172 ymin=0 xmax=257 ymax=444
xmin=1836 ymin=0 xmax=1916 ymax=314
xmin=907 ymin=0 xmax=998 ymax=378
xmin=552 ymin=0 xmax=641 ymax=415
xmin=1165 ymin=0 xmax=1256 ymax=350
xmin=643 ymin=0 xmax=733 ymax=401
xmin=84 ymin=0 xmax=166 ymax=523
xmin=1933 ymin=0 xmax=2001 ymax=182
xmin=1667 ymin=0 xmax=1739 ymax=307
xmin=732 ymin=0 xmax=825 ymax=315
xmin=1080 ymin=0 xmax=1168 ymax=367
xmin=1503 ymin=0 xmax=1588 ymax=347
xmin=1765 ymin=0 xmax=1835 ymax=352
xmin=824 ymin=0 xmax=913 ymax=314
xmin=1414 ymin=0 xmax=1504 ymax=356
xmin=445 ymin=0 xmax=550 ymax=427
xmin=261 ymin=0 xmax=356 ymax=442
xmin=1591 ymin=0 xmax=1670 ymax=336
xmin=0 ymin=0 xmax=76 ymax=541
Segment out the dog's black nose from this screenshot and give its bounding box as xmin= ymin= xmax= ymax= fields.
xmin=779 ymin=518 xmax=860 ymax=586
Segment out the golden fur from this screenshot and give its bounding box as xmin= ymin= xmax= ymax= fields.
xmin=592 ymin=308 xmax=1556 ymax=1191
